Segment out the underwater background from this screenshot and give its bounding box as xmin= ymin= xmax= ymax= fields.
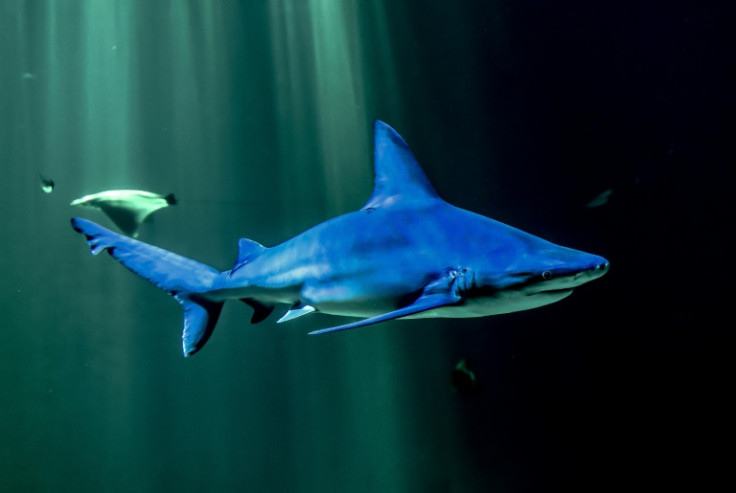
xmin=0 ymin=1 xmax=730 ymax=492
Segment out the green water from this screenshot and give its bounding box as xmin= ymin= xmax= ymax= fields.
xmin=0 ymin=1 xmax=728 ymax=491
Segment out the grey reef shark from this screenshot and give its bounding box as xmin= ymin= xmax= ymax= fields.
xmin=71 ymin=121 xmax=609 ymax=357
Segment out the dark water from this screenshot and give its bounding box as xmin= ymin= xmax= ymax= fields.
xmin=0 ymin=1 xmax=730 ymax=491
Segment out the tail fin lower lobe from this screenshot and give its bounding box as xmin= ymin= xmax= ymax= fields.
xmin=71 ymin=217 xmax=224 ymax=356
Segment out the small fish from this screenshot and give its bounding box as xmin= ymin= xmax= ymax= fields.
xmin=585 ymin=188 xmax=613 ymax=208
xmin=451 ymin=358 xmax=478 ymax=394
xmin=40 ymin=175 xmax=55 ymax=194
xmin=70 ymin=190 xmax=176 ymax=238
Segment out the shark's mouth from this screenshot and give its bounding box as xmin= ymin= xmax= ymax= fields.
xmin=546 ymin=288 xmax=574 ymax=294
xmin=535 ymin=288 xmax=575 ymax=299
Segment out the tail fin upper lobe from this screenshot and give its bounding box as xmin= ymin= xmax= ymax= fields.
xmin=71 ymin=217 xmax=223 ymax=356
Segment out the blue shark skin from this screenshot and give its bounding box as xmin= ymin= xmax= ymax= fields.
xmin=71 ymin=121 xmax=609 ymax=356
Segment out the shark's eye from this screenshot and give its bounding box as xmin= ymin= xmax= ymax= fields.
xmin=542 ymin=271 xmax=552 ymax=280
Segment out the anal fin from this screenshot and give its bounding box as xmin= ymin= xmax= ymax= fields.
xmin=241 ymin=299 xmax=275 ymax=324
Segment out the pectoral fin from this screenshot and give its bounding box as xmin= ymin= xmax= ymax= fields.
xmin=308 ymin=290 xmax=460 ymax=335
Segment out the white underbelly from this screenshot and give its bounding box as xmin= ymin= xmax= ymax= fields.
xmin=402 ymin=289 xmax=575 ymax=319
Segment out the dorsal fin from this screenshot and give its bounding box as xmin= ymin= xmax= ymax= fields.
xmin=230 ymin=238 xmax=266 ymax=275
xmin=361 ymin=121 xmax=440 ymax=210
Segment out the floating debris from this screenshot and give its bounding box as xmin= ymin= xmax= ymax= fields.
xmin=39 ymin=175 xmax=55 ymax=194
xmin=70 ymin=189 xmax=176 ymax=237
xmin=451 ymin=358 xmax=478 ymax=394
xmin=585 ymin=188 xmax=613 ymax=208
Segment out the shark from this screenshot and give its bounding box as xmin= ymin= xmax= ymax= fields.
xmin=71 ymin=120 xmax=609 ymax=357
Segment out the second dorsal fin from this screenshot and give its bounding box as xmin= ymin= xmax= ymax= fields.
xmin=230 ymin=238 xmax=266 ymax=275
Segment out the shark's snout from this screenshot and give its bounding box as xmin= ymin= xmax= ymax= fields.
xmin=590 ymin=257 xmax=610 ymax=277
xmin=531 ymin=253 xmax=609 ymax=293
xmin=573 ymin=257 xmax=609 ymax=286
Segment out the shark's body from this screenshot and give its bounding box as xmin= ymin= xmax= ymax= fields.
xmin=72 ymin=121 xmax=609 ymax=356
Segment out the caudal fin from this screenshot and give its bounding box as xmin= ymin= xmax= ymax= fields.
xmin=71 ymin=217 xmax=223 ymax=356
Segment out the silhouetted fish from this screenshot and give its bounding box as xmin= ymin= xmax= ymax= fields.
xmin=70 ymin=190 xmax=176 ymax=238
xmin=585 ymin=188 xmax=613 ymax=208
xmin=451 ymin=358 xmax=478 ymax=394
